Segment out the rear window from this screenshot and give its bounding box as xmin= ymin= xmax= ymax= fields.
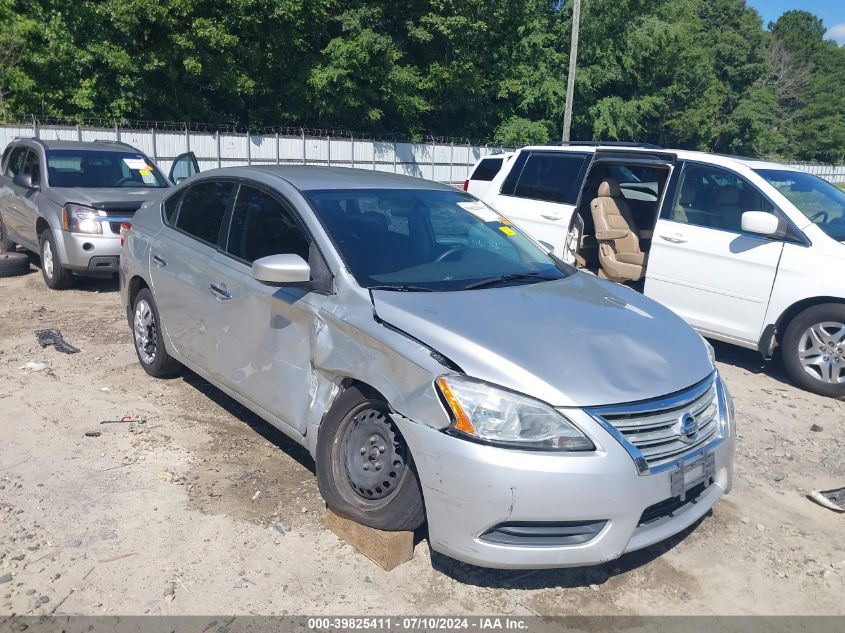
xmin=502 ymin=151 xmax=589 ymax=204
xmin=174 ymin=180 xmax=236 ymax=245
xmin=470 ymin=157 xmax=503 ymax=182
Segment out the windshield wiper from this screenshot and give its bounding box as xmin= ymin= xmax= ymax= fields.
xmin=464 ymin=272 xmax=558 ymax=290
xmin=368 ymin=284 xmax=435 ymax=292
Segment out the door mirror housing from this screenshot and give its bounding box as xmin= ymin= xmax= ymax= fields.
xmin=741 ymin=211 xmax=779 ymax=237
xmin=13 ymin=173 xmax=37 ymax=190
xmin=252 ymin=254 xmax=311 ymax=285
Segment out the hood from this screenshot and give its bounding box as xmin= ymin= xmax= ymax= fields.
xmin=46 ymin=187 xmax=167 ymax=210
xmin=371 ymin=273 xmax=714 ymax=408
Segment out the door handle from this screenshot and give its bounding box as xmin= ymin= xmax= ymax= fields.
xmin=541 ymin=213 xmax=562 ymax=221
xmin=660 ymin=233 xmax=688 ymax=244
xmin=152 ymin=254 xmax=167 ymax=267
xmin=208 ymin=283 xmax=232 ymax=300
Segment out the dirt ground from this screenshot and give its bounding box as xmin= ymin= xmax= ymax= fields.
xmin=0 ymin=262 xmax=843 ymax=617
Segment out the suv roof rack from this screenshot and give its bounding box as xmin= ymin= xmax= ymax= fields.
xmin=12 ymin=136 xmax=48 ymax=149
xmin=547 ymin=141 xmax=663 ymax=149
xmin=93 ymin=139 xmax=136 ymax=149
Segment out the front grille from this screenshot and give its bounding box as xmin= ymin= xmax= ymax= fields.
xmin=638 ymin=482 xmax=707 ymax=526
xmin=593 ymin=376 xmax=720 ymax=471
xmin=100 ymin=207 xmax=138 ymax=217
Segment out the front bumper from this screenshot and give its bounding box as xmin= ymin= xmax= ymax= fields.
xmin=55 ymin=230 xmax=121 ymax=273
xmin=394 ymin=388 xmax=735 ymax=569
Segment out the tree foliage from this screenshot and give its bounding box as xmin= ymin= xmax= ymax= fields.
xmin=1 ymin=0 xmax=843 ymax=160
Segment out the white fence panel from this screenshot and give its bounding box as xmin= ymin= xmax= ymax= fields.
xmin=0 ymin=123 xmax=504 ymax=185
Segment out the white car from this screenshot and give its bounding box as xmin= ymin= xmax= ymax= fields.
xmin=480 ymin=143 xmax=845 ymax=398
xmin=463 ymin=153 xmax=511 ymax=198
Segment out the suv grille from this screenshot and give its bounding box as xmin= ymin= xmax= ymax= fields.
xmin=592 ymin=376 xmax=719 ymax=471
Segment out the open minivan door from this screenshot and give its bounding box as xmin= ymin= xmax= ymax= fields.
xmin=563 ymin=149 xmax=677 ymax=271
xmin=168 ymin=152 xmax=200 ymax=184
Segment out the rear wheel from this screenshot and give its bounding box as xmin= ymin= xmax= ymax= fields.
xmin=39 ymin=230 xmax=73 ymax=289
xmin=0 ymin=214 xmax=15 ymax=253
xmin=132 ymin=288 xmax=181 ymax=377
xmin=782 ymin=304 xmax=845 ymax=398
xmin=316 ymin=386 xmax=425 ymax=531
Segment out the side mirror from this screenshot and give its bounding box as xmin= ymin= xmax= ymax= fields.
xmin=741 ymin=211 xmax=779 ymax=237
xmin=13 ymin=174 xmax=37 ymax=190
xmin=252 ymin=254 xmax=311 ymax=285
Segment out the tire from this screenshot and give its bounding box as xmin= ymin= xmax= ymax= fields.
xmin=39 ymin=230 xmax=73 ymax=289
xmin=316 ymin=386 xmax=425 ymax=531
xmin=0 ymin=214 xmax=16 ymax=253
xmin=131 ymin=288 xmax=181 ymax=378
xmin=0 ymin=252 xmax=30 ymax=277
xmin=781 ymin=303 xmax=845 ymax=398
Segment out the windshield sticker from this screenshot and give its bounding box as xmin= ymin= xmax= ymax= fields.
xmin=498 ymin=226 xmax=516 ymax=236
xmin=457 ymin=201 xmax=500 ymax=222
xmin=497 ymin=215 xmax=512 ymax=225
xmin=123 ymin=158 xmax=149 ymax=170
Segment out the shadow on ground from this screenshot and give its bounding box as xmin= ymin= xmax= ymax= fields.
xmin=180 ymin=369 xmax=316 ymax=475
xmin=710 ymin=339 xmax=794 ymax=389
xmin=25 ymin=250 xmax=119 ymax=293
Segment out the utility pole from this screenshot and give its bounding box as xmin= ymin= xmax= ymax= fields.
xmin=562 ymin=0 xmax=581 ymax=142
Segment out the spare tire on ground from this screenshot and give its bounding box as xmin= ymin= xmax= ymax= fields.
xmin=0 ymin=252 xmax=31 ymax=277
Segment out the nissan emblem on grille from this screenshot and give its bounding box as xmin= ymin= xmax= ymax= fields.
xmin=679 ymin=412 xmax=699 ymax=443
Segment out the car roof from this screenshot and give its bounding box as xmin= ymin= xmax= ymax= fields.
xmin=200 ymin=165 xmax=459 ymax=192
xmin=12 ymin=138 xmax=143 ymax=153
xmin=517 ymin=144 xmax=803 ymax=172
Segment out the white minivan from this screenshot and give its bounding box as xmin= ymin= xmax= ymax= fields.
xmin=481 ymin=144 xmax=845 ymax=398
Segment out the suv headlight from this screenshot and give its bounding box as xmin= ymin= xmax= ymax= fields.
xmin=435 ymin=375 xmax=594 ymax=451
xmin=62 ymin=204 xmax=103 ymax=234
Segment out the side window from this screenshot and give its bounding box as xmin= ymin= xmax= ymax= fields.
xmin=4 ymin=147 xmax=28 ymax=178
xmin=669 ymin=164 xmax=774 ymax=233
xmin=471 ymin=157 xmax=503 ymax=181
xmin=174 ymin=180 xmax=236 ymax=245
xmin=510 ymin=152 xmax=589 ymax=204
xmin=22 ymin=150 xmax=41 ymax=185
xmin=162 ymin=190 xmax=185 ymax=225
xmin=226 ymin=185 xmax=309 ymax=263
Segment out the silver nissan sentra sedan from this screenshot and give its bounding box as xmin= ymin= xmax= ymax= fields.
xmin=120 ymin=166 xmax=736 ymax=569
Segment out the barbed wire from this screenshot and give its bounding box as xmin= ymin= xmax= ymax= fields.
xmin=2 ymin=114 xmax=506 ymax=148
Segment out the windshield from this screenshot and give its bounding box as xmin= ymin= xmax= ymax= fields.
xmin=755 ymin=169 xmax=845 ymax=241
xmin=305 ymin=188 xmax=570 ymax=291
xmin=46 ymin=150 xmax=168 ymax=189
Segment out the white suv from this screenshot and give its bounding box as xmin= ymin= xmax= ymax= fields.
xmin=480 ymin=143 xmax=845 ymax=398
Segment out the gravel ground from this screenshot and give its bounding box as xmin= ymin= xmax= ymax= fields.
xmin=0 ymin=263 xmax=843 ymax=616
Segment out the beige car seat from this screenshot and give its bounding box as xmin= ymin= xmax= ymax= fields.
xmin=590 ymin=179 xmax=647 ymax=282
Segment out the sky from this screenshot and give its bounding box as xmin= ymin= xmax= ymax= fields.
xmin=747 ymin=0 xmax=845 ymax=44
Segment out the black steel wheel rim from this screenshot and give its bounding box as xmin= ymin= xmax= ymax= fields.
xmin=343 ymin=409 xmax=407 ymax=501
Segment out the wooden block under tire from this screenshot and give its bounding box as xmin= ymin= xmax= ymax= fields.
xmin=326 ymin=508 xmax=414 ymax=571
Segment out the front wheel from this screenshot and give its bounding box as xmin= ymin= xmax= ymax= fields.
xmin=782 ymin=304 xmax=845 ymax=398
xmin=39 ymin=230 xmax=73 ymax=289
xmin=316 ymin=386 xmax=425 ymax=531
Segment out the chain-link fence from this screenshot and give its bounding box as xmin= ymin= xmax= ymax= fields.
xmin=0 ymin=118 xmax=511 ymax=187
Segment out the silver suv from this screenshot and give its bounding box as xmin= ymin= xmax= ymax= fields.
xmin=120 ymin=166 xmax=736 ymax=569
xmin=0 ymin=138 xmax=171 ymax=288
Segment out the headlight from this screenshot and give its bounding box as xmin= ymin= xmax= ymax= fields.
xmin=62 ymin=204 xmax=103 ymax=234
xmin=435 ymin=375 xmax=594 ymax=451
